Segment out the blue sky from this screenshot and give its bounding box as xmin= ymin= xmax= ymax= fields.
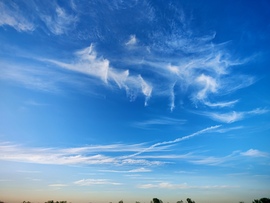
xmin=0 ymin=0 xmax=270 ymax=203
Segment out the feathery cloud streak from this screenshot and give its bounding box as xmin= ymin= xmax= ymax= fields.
xmin=122 ymin=125 xmax=221 ymax=158
xmin=197 ymin=108 xmax=269 ymax=123
xmin=0 ymin=1 xmax=78 ymax=35
xmin=138 ymin=182 xmax=237 ymax=189
xmin=0 ymin=1 xmax=35 ymax=32
xmin=241 ymin=149 xmax=269 ymax=158
xmin=0 ymin=126 xmax=220 ymax=166
xmin=43 ymin=44 xmax=152 ymax=105
xmin=40 ymin=5 xmax=78 ymax=35
xmin=1 ymin=137 xmax=269 ymax=169
xmin=0 ymin=142 xmax=168 ymax=166
xmin=74 ymin=179 xmax=122 ymax=186
xmin=1 ymin=0 xmax=260 ymax=116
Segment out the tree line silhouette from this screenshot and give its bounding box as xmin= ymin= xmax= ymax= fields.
xmin=0 ymin=197 xmax=269 ymax=203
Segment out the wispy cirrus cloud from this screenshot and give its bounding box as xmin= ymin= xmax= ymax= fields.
xmin=0 ymin=1 xmax=78 ymax=35
xmin=204 ymin=100 xmax=239 ymax=108
xmin=189 ymin=149 xmax=270 ymax=166
xmin=241 ymin=149 xmax=269 ymax=158
xmin=119 ymin=34 xmax=256 ymax=115
xmin=123 ymin=125 xmax=221 ymax=158
xmin=0 ymin=126 xmax=221 ymax=167
xmin=1 ymin=0 xmax=261 ymax=116
xmin=133 ymin=116 xmax=186 ymax=129
xmin=40 ymin=5 xmax=78 ymax=35
xmin=125 ymin=35 xmax=137 ymax=46
xmin=190 ymin=155 xmax=234 ymax=166
xmin=0 ymin=1 xmax=35 ymax=32
xmin=100 ymin=167 xmax=151 ymax=173
xmin=43 ymin=44 xmax=153 ymax=105
xmin=0 ymin=61 xmax=75 ymax=93
xmin=138 ymin=182 xmax=237 ymax=189
xmin=0 ymin=142 xmax=167 ymax=166
xmin=74 ymin=179 xmax=122 ymax=186
xmin=1 ymin=132 xmax=269 ymax=170
xmin=196 ymin=108 xmax=269 ymax=123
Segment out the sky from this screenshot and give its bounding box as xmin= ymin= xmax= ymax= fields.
xmin=0 ymin=0 xmax=270 ymax=203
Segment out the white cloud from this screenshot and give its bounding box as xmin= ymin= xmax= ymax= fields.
xmin=74 ymin=179 xmax=122 ymax=186
xmin=0 ymin=138 xmax=187 ymax=167
xmin=61 ymin=143 xmax=151 ymax=154
xmin=40 ymin=5 xmax=78 ymax=35
xmin=0 ymin=1 xmax=78 ymax=35
xmin=43 ymin=44 xmax=152 ymax=105
xmin=1 ymin=0 xmax=260 ymax=116
xmin=214 ymin=126 xmax=243 ymax=133
xmin=0 ymin=142 xmax=168 ymax=166
xmin=205 ymin=111 xmax=243 ymax=123
xmin=0 ymin=1 xmax=35 ymax=32
xmin=1 ymin=125 xmax=264 ymax=169
xmin=138 ymin=182 xmax=236 ymax=189
xmin=190 ymin=156 xmax=227 ymax=166
xmin=241 ymin=149 xmax=269 ymax=158
xmin=119 ymin=158 xmax=165 ymax=166
xmin=204 ymin=100 xmax=239 ymax=108
xmin=198 ymin=108 xmax=268 ymax=123
xmin=169 ymin=82 xmax=176 ymax=111
xmin=139 ymin=75 xmax=153 ymax=106
xmin=189 ymin=149 xmax=270 ymax=166
xmin=100 ymin=167 xmax=151 ymax=173
xmin=129 ymin=167 xmax=151 ymax=173
xmin=133 ymin=116 xmax=186 ymax=128
xmin=0 ymin=142 xmax=116 ymax=165
xmin=195 ymin=74 xmax=218 ymax=101
xmin=0 ymin=61 xmax=70 ymax=93
xmin=125 ymin=35 xmax=137 ymax=46
xmin=124 ymin=125 xmax=221 ymax=158
xmin=248 ymin=108 xmax=269 ymax=115
xmin=125 ymin=28 xmax=256 ymax=112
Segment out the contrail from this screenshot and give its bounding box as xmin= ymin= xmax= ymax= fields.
xmin=122 ymin=125 xmax=222 ymax=159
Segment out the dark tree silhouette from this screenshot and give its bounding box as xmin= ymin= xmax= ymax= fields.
xmin=253 ymin=198 xmax=270 ymax=203
xmin=153 ymin=198 xmax=163 ymax=203
xmin=45 ymin=200 xmax=67 ymax=203
xmin=260 ymin=198 xmax=270 ymax=203
xmin=186 ymin=198 xmax=195 ymax=203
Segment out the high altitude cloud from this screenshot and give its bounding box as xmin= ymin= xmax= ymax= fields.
xmin=40 ymin=5 xmax=78 ymax=35
xmin=0 ymin=1 xmax=77 ymax=35
xmin=1 ymin=0 xmax=260 ymax=117
xmin=0 ymin=0 xmax=266 ymax=129
xmin=0 ymin=126 xmax=221 ymax=167
xmin=74 ymin=179 xmax=122 ymax=186
xmin=0 ymin=142 xmax=167 ymax=166
xmin=0 ymin=1 xmax=35 ymax=32
xmin=138 ymin=182 xmax=235 ymax=189
xmin=119 ymin=29 xmax=256 ymax=114
xmin=197 ymin=108 xmax=268 ymax=123
xmin=43 ymin=44 xmax=152 ymax=105
xmin=241 ymin=149 xmax=269 ymax=158
xmin=125 ymin=35 xmax=137 ymax=46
